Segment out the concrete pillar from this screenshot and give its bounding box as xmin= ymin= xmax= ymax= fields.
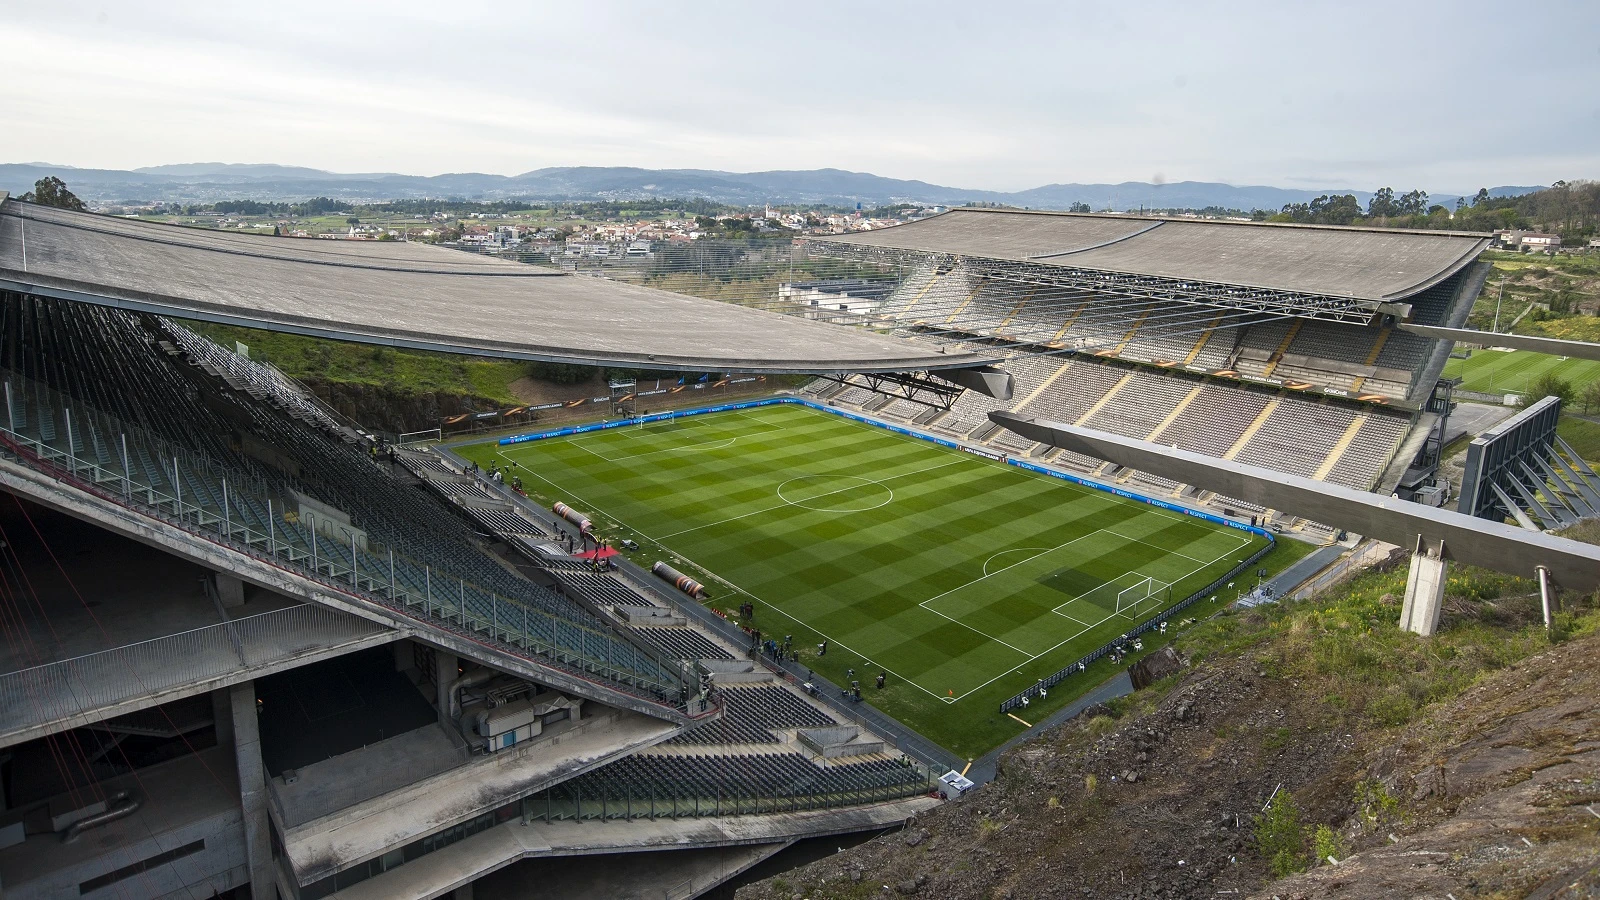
xmin=212 ymin=688 xmax=235 ymax=747
xmin=230 ymin=681 xmax=274 ymax=899
xmin=435 ymin=651 xmax=458 ymax=727
xmin=212 ymin=572 xmax=246 ymax=609
xmin=1400 ymin=536 xmax=1448 ymax=637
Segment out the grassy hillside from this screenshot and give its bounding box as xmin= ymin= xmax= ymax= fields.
xmin=183 ymin=321 xmax=537 ymax=405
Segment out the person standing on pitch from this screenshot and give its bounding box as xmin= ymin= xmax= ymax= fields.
xmin=876 ymin=671 xmax=886 ymax=690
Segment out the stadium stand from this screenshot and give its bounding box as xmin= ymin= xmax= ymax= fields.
xmin=666 ymin=685 xmax=838 ymax=746
xmin=634 ymin=627 xmax=736 ymax=662
xmin=0 ymin=293 xmax=689 ymax=703
xmin=527 ymin=752 xmax=930 ymax=821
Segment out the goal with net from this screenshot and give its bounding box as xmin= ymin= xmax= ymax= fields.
xmin=1115 ymin=575 xmax=1172 ymax=618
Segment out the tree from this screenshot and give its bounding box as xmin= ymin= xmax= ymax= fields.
xmin=1396 ymin=189 xmax=1429 ymax=216
xmin=1367 ymin=187 xmax=1397 ymax=218
xmin=1068 ymin=202 xmax=1092 ymax=214
xmin=18 ymin=176 xmax=86 ymax=211
xmin=346 ymin=217 xmax=360 ymax=226
xmin=1254 ymin=790 xmax=1307 ymax=877
xmin=1278 ymin=194 xmax=1361 ymax=225
xmin=1580 ymin=379 xmax=1600 ymax=416
xmin=1473 ymin=187 xmax=1490 ymax=207
xmin=1517 ymin=372 xmax=1575 ymax=409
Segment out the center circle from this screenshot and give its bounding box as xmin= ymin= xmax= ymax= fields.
xmin=776 ymin=474 xmax=894 ymax=512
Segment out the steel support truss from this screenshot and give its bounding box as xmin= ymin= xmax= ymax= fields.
xmin=805 ymin=241 xmax=1382 ymax=325
xmin=823 ymin=370 xmax=963 ymax=412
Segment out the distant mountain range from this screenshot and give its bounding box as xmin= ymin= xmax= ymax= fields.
xmin=0 ymin=161 xmax=1544 ymax=212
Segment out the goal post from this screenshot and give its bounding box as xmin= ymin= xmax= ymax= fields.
xmin=1115 ymin=575 xmax=1171 ymax=618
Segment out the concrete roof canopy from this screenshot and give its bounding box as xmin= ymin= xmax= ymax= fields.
xmin=821 ymin=208 xmax=1491 ymax=302
xmin=0 ymin=198 xmax=990 ymax=374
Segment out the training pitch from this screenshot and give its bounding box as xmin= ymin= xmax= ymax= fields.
xmin=460 ymin=403 xmax=1271 ymax=754
xmin=1442 ymin=347 xmax=1600 ymax=396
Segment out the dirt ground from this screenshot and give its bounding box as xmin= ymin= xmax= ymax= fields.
xmin=736 ymin=631 xmax=1600 ymax=900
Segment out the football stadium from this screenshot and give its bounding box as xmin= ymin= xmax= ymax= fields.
xmin=1 ymin=195 xmax=1598 ymax=899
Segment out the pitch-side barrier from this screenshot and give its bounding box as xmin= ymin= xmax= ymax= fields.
xmin=996 ymin=541 xmax=1275 ymax=715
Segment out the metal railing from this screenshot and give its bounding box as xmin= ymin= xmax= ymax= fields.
xmin=0 ymin=604 xmax=387 ymax=739
xmin=0 ymin=372 xmax=695 ymax=709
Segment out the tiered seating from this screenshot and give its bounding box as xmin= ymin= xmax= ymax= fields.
xmin=1322 ymin=413 xmax=1410 ymax=490
xmin=634 ymin=628 xmax=734 ymax=662
xmin=830 ymin=384 xmax=878 ymax=408
xmin=1188 ymin=321 xmax=1240 ymax=369
xmin=1016 ymin=359 xmax=1125 ymax=423
xmin=667 ymin=686 xmax=837 ymax=746
xmin=873 ymin=265 xmax=942 ymax=321
xmin=158 ymin=318 xmax=346 ymax=435
xmin=465 ymin=507 xmax=545 ymax=536
xmin=556 ymin=571 xmax=657 ymax=608
xmin=1234 ymin=401 xmax=1359 ymax=478
xmin=1231 ymin=318 xmax=1294 ymax=376
xmin=1151 ymin=384 xmax=1269 ymax=458
xmin=0 ymin=295 xmax=688 ymax=704
xmin=1080 ymin=375 xmax=1192 ymax=440
xmin=1284 ymin=319 xmax=1376 ymax=366
xmin=1118 ymin=304 xmax=1227 ymax=363
xmin=531 ymin=752 xmax=929 ymax=821
xmin=1055 ymin=297 xmax=1148 ymax=351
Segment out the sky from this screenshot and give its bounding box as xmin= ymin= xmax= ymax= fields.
xmin=2 ymin=0 xmax=1596 ymax=194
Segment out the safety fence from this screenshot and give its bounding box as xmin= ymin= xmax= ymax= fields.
xmin=998 ymin=540 xmax=1276 ymax=714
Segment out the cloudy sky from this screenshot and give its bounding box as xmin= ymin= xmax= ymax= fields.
xmin=2 ymin=0 xmax=1596 ymax=193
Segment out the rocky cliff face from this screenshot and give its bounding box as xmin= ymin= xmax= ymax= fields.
xmin=304 ymin=378 xmax=490 ymax=434
xmin=736 ymin=596 xmax=1599 ymax=900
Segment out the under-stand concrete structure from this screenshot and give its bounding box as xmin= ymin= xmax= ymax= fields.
xmin=1399 ymin=537 xmax=1448 ymax=636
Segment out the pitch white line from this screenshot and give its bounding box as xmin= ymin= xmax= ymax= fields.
xmin=654 ymin=457 xmax=969 ymax=540
xmin=504 ymin=453 xmax=950 ymax=704
xmin=947 ymin=532 xmax=1258 ymax=701
xmin=503 ymin=405 xmax=1268 ymax=706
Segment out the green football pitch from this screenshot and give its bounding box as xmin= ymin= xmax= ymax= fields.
xmin=458 ymin=403 xmax=1272 ymax=755
xmin=1442 ymin=347 xmax=1600 ymax=396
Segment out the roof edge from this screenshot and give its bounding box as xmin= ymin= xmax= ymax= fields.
xmin=943 ymin=206 xmax=1494 ymax=239
xmin=0 ymin=272 xmax=997 ymax=375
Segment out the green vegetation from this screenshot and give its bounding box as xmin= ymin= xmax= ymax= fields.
xmin=1254 ymin=790 xmax=1306 ymax=877
xmin=1271 ymin=181 xmax=1600 ymax=242
xmin=1178 ymin=551 xmax=1597 ymax=736
xmin=180 ymin=321 xmax=537 ymax=405
xmin=1442 ymin=348 xmax=1600 ymax=399
xmin=455 ymin=403 xmax=1317 ymax=756
xmin=1464 ymin=250 xmax=1600 ymax=346
xmin=1559 ymin=416 xmax=1600 ymax=465
xmin=18 ymin=176 xmax=86 ymax=210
